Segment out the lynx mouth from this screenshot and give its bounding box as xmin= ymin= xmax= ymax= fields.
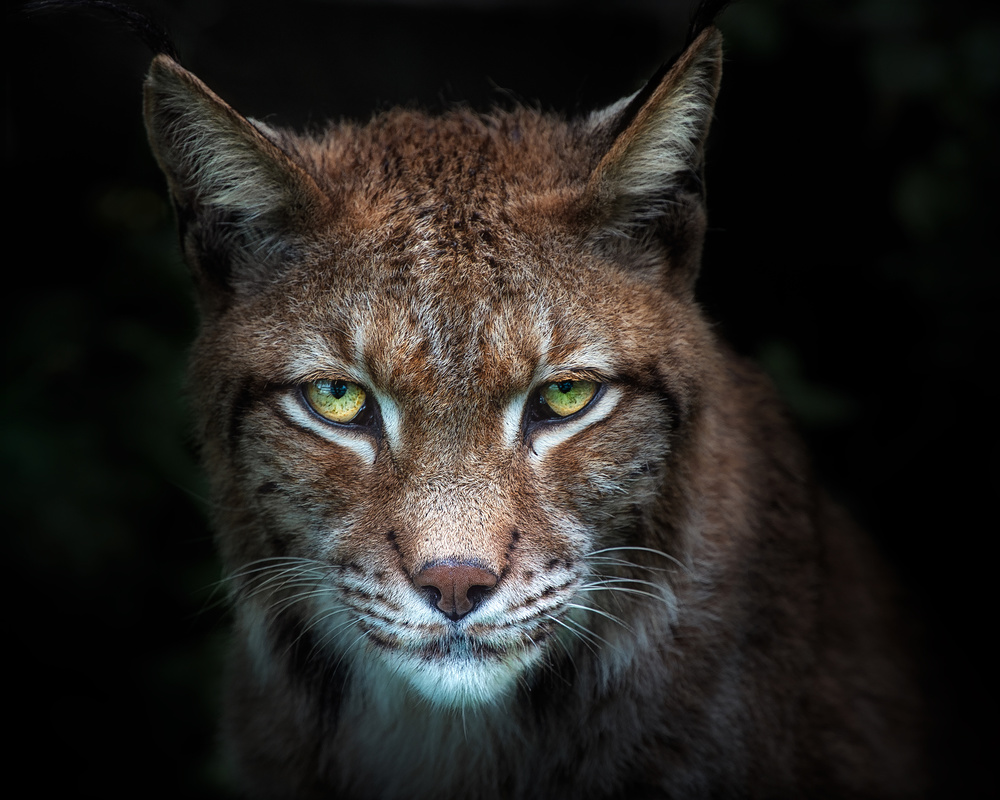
xmin=360 ymin=620 xmax=548 ymax=662
xmin=364 ymin=628 xmax=496 ymax=656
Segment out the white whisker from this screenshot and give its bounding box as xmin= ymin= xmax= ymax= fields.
xmin=586 ymin=545 xmax=689 ymax=574
xmin=565 ymin=602 xmax=632 ymax=634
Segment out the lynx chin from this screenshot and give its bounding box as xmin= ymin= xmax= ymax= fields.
xmin=133 ymin=3 xmax=926 ymax=798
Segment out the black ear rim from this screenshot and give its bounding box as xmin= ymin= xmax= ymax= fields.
xmin=608 ymin=0 xmax=732 ymax=142
xmin=23 ymin=0 xmax=180 ymax=61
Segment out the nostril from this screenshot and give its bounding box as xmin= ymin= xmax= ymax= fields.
xmin=413 ymin=561 xmax=498 ymax=620
xmin=418 ymin=584 xmax=442 ymax=607
xmin=465 ymin=583 xmax=490 ymax=608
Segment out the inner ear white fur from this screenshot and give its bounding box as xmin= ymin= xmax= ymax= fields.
xmin=143 ymin=55 xmax=331 ymax=259
xmin=587 ymin=28 xmax=722 ymax=239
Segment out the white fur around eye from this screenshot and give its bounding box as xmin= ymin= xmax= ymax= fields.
xmin=377 ymin=394 xmax=403 ymax=452
xmin=502 ymin=389 xmax=532 ymax=449
xmin=278 ymin=392 xmax=377 ymax=463
xmin=528 ymin=385 xmax=622 ymax=462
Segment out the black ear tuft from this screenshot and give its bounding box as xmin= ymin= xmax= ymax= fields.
xmin=23 ymin=0 xmax=179 ymax=61
xmin=686 ymin=0 xmax=735 ymax=48
xmin=606 ymin=0 xmax=732 ymax=147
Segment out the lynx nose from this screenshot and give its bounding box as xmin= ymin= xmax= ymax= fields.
xmin=414 ymin=562 xmax=498 ymax=621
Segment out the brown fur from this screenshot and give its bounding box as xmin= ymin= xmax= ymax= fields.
xmin=143 ymin=24 xmax=924 ymax=799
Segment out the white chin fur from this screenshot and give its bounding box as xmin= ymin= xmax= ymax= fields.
xmin=368 ymin=646 xmax=537 ymax=710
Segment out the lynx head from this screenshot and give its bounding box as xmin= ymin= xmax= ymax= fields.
xmin=144 ymin=27 xmax=723 ymax=709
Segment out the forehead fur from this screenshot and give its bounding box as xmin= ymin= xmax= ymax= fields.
xmin=234 ymin=108 xmax=652 ymax=395
xmin=289 ymin=107 xmax=603 ymax=226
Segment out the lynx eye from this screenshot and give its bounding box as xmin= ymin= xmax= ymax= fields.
xmin=303 ymin=379 xmax=367 ymax=424
xmin=538 ymin=380 xmax=599 ymax=418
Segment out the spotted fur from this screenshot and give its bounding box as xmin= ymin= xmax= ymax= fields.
xmin=143 ymin=21 xmax=924 ymax=800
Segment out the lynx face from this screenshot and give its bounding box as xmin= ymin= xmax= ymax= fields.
xmin=184 ymin=109 xmax=712 ymax=710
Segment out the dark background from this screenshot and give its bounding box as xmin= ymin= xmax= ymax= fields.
xmin=4 ymin=0 xmax=996 ymax=795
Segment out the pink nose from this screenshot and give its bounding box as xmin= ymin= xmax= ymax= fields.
xmin=414 ymin=562 xmax=498 ymax=620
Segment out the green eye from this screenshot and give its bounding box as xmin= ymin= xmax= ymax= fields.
xmin=539 ymin=380 xmax=598 ymax=418
xmin=303 ymin=379 xmax=367 ymax=424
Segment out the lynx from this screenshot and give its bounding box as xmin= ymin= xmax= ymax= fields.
xmin=136 ymin=3 xmax=925 ymax=798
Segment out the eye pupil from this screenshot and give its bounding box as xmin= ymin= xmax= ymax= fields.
xmin=536 ymin=379 xmax=599 ymax=419
xmin=303 ymin=379 xmax=367 ymax=424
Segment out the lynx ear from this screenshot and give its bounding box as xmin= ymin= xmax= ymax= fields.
xmin=144 ymin=55 xmax=331 ymax=309
xmin=584 ymin=28 xmax=722 ymax=287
